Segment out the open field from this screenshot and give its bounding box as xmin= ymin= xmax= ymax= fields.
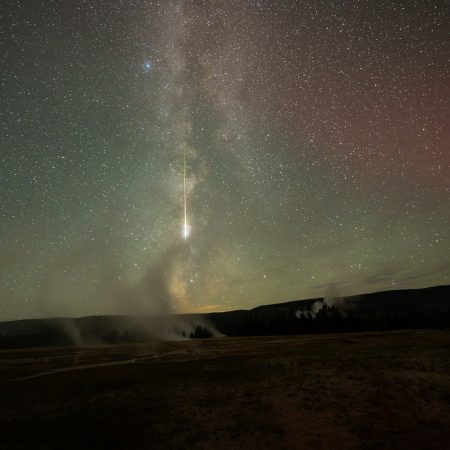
xmin=1 ymin=331 xmax=450 ymax=449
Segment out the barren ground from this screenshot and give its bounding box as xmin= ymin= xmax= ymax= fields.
xmin=1 ymin=330 xmax=450 ymax=449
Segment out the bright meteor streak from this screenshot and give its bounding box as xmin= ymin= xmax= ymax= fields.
xmin=183 ymin=146 xmax=190 ymax=240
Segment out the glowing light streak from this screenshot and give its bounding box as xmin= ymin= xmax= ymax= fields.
xmin=183 ymin=146 xmax=190 ymax=240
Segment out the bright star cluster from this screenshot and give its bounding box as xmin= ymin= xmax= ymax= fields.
xmin=0 ymin=0 xmax=449 ymax=320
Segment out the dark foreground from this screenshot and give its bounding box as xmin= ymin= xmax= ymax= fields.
xmin=1 ymin=331 xmax=450 ymax=450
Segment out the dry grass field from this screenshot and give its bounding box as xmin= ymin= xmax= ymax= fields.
xmin=1 ymin=330 xmax=450 ymax=449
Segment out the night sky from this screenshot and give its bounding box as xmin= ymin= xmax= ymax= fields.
xmin=1 ymin=0 xmax=449 ymax=320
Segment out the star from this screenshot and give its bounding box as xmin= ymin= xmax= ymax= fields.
xmin=143 ymin=60 xmax=153 ymax=73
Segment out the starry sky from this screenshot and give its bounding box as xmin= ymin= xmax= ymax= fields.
xmin=1 ymin=0 xmax=449 ymax=320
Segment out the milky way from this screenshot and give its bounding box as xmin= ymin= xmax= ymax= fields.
xmin=1 ymin=0 xmax=449 ymax=319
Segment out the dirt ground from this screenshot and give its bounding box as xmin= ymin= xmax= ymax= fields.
xmin=1 ymin=330 xmax=450 ymax=449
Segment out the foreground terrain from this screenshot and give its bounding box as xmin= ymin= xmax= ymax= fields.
xmin=1 ymin=331 xmax=450 ymax=449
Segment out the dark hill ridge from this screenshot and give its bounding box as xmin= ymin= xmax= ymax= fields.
xmin=207 ymin=285 xmax=450 ymax=336
xmin=0 ymin=285 xmax=449 ymax=348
